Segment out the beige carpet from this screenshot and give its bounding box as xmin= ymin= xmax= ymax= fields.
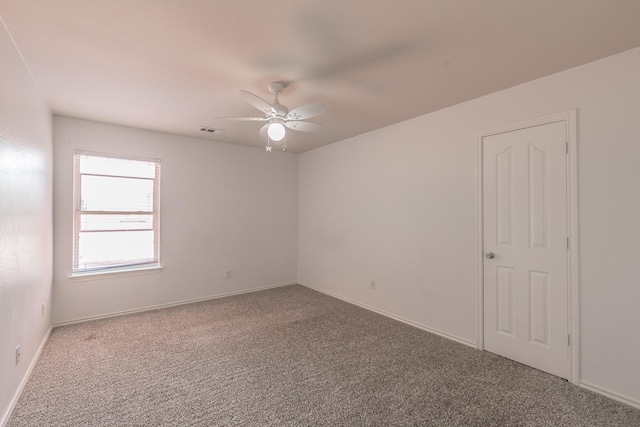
xmin=7 ymin=285 xmax=640 ymax=426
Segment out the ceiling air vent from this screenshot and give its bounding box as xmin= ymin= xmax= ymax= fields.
xmin=199 ymin=127 xmax=225 ymax=135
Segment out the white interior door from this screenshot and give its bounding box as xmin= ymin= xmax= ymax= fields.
xmin=483 ymin=120 xmax=569 ymax=379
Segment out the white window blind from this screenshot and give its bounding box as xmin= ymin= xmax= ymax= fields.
xmin=73 ymin=152 xmax=161 ymax=274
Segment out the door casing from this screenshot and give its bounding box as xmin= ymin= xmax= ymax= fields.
xmin=477 ymin=110 xmax=579 ymax=384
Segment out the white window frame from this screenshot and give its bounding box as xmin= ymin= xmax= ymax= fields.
xmin=72 ymin=151 xmax=161 ymax=275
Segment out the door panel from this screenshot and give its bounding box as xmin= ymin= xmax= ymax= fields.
xmin=529 ymin=270 xmax=549 ymax=346
xmin=529 ymin=144 xmax=549 ymax=248
xmin=496 ymin=147 xmax=514 ymax=246
xmin=483 ymin=121 xmax=569 ymax=379
xmin=496 ymin=266 xmax=514 ymax=336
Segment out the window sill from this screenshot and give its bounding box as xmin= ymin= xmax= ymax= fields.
xmin=69 ymin=265 xmax=163 ymax=282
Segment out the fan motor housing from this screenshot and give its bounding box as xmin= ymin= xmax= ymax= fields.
xmin=273 ymin=104 xmax=289 ymax=117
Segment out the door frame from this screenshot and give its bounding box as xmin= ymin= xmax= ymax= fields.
xmin=476 ymin=110 xmax=579 ymax=384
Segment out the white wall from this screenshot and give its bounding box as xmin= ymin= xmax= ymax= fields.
xmin=299 ymin=47 xmax=640 ymax=405
xmin=53 ymin=117 xmax=298 ymax=323
xmin=0 ymin=19 xmax=53 ymax=425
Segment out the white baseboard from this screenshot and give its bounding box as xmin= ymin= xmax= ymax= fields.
xmin=298 ymin=281 xmax=476 ymax=348
xmin=54 ymin=281 xmax=297 ymax=327
xmin=579 ymin=381 xmax=640 ymax=410
xmin=2 ymin=326 xmax=53 ymax=427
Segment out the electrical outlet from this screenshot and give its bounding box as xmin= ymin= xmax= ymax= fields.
xmin=370 ymin=280 xmax=376 ymax=290
xmin=225 ymin=270 xmax=232 ymax=279
xmin=42 ymin=303 xmax=45 ymax=318
xmin=15 ymin=345 xmax=20 ymax=365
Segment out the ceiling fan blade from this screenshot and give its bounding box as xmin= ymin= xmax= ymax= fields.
xmin=285 ymin=121 xmax=324 ymax=132
xmin=286 ymin=101 xmax=329 ymax=120
xmin=213 ymin=116 xmax=268 ymax=122
xmin=239 ymin=90 xmax=275 ymax=115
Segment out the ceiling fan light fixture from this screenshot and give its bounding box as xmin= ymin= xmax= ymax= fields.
xmin=267 ymin=121 xmax=286 ymax=141
xmin=216 ymin=83 xmax=328 ymax=147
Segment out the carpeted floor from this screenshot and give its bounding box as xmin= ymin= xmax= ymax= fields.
xmin=7 ymin=285 xmax=640 ymax=426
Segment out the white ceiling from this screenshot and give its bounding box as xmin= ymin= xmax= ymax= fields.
xmin=2 ymin=1 xmax=640 ymax=153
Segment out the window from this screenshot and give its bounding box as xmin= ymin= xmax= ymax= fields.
xmin=73 ymin=152 xmax=161 ymax=274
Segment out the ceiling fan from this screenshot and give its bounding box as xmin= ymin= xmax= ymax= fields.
xmin=217 ymin=82 xmax=328 ymax=151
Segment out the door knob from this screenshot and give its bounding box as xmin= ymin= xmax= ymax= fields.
xmin=485 ymin=251 xmax=495 ymax=259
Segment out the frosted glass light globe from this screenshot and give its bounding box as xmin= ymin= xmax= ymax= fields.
xmin=267 ymin=122 xmax=286 ymax=141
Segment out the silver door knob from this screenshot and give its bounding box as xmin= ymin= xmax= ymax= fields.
xmin=485 ymin=251 xmax=495 ymax=259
